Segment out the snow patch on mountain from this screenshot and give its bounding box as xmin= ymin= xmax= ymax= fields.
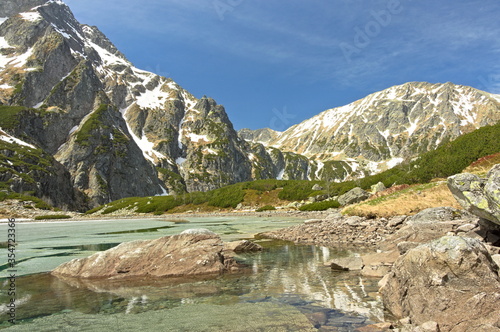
xmin=136 ymin=82 xmax=167 ymax=109
xmin=386 ymin=157 xmax=404 ymax=169
xmin=122 ymin=107 xmax=166 ymax=163
xmin=0 ymin=44 xmax=34 ymax=70
xmin=0 ymin=129 xmax=36 ymax=149
xmin=187 ymin=133 xmax=209 ymax=143
xmin=19 ymin=11 xmax=42 ymax=22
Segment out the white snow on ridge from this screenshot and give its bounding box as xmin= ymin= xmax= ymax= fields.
xmin=0 ymin=37 xmax=10 ymax=49
xmin=51 ymin=23 xmax=71 ymax=39
xmin=87 ymin=40 xmax=128 ymax=67
xmin=0 ymin=18 xmax=7 ymax=25
xmin=20 ymin=12 xmax=42 ymax=22
xmin=0 ymin=43 xmax=34 ymax=70
xmin=407 ymin=119 xmax=418 ymax=136
xmin=451 ymin=92 xmax=476 ymax=126
xmin=122 ymin=107 xmax=166 ymax=163
xmin=276 ymin=168 xmax=285 ymax=180
xmin=386 ymin=157 xmax=403 ymax=169
xmin=203 ymin=147 xmax=217 ymax=155
xmin=315 ymin=161 xmax=324 ymax=179
xmin=166 ymin=81 xmax=178 ymax=90
xmin=156 ymin=185 xmax=168 ymax=196
xmin=176 ymin=157 xmax=186 ymax=165
xmin=0 ymin=84 xmax=12 ymax=89
xmin=0 ymin=129 xmax=36 ymax=149
xmin=187 ymin=133 xmax=209 ymax=143
xmin=136 ymin=83 xmax=167 ymax=109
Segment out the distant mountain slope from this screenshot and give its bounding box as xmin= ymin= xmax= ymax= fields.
xmin=238 ymin=128 xmax=281 ymax=146
xmin=262 ymin=82 xmax=500 ymax=173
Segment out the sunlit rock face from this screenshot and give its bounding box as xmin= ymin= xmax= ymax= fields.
xmin=448 ymin=164 xmax=500 ymax=225
xmin=51 ymin=232 xmax=243 ymax=279
xmin=380 ymin=236 xmax=500 ymax=332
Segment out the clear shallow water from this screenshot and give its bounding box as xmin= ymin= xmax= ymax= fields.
xmin=0 ymin=217 xmax=385 ymax=330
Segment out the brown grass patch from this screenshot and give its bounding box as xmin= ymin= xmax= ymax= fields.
xmin=343 ymin=182 xmax=461 ymax=218
xmin=242 ymin=189 xmax=287 ymax=208
xmin=463 ymin=152 xmax=500 ymax=176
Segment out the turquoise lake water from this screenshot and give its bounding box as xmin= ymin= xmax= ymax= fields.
xmin=0 ymin=216 xmax=384 ymax=331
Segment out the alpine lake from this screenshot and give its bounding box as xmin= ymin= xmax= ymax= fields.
xmin=0 ymin=216 xmax=385 ymax=331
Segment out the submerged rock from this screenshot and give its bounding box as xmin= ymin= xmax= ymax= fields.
xmin=224 ymin=240 xmax=263 ymax=253
xmin=51 ymin=231 xmax=243 ymax=279
xmin=380 ymin=236 xmax=500 ymax=332
xmin=447 ymin=164 xmax=500 ymax=225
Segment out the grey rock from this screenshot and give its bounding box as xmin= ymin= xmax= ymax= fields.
xmin=52 ymin=232 xmax=242 ymax=279
xmin=387 ymin=215 xmax=407 ymax=228
xmin=396 ymin=241 xmax=419 ymax=255
xmin=312 ymin=184 xmax=324 ymax=191
xmin=304 ymin=219 xmax=323 ymax=224
xmin=180 ymin=228 xmax=217 ymax=236
xmin=371 ymin=181 xmax=387 ymax=194
xmin=327 ymin=256 xmax=363 ymax=271
xmin=338 ymin=187 xmax=371 ymax=206
xmin=405 ymin=207 xmax=473 ymax=225
xmin=380 ymin=236 xmax=500 ymax=331
xmin=448 ymin=164 xmax=500 ymax=225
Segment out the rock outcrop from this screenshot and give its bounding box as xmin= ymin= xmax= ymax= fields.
xmin=51 ymin=230 xmax=244 ymax=279
xmin=448 ymin=164 xmax=500 ymax=225
xmin=338 ymin=187 xmax=371 ymax=206
xmin=380 ymin=236 xmax=500 ymax=332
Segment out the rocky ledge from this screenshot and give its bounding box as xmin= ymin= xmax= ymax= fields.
xmin=52 ymin=229 xmax=262 ymax=279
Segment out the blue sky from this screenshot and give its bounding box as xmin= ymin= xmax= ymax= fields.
xmin=64 ymin=0 xmax=500 ymax=131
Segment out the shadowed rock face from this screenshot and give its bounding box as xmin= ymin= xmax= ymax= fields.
xmin=380 ymin=236 xmax=500 ymax=332
xmin=448 ymin=164 xmax=500 ymax=225
xmin=51 ymin=232 xmax=243 ymax=279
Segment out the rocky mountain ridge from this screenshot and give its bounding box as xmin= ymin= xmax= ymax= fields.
xmin=1 ymin=0 xmax=499 ymax=210
xmin=241 ymin=81 xmax=500 ymax=174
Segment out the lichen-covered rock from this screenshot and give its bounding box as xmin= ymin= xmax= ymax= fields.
xmin=380 ymin=236 xmax=500 ymax=332
xmin=448 ymin=164 xmax=500 ymax=225
xmin=338 ymin=187 xmax=371 ymax=206
xmin=51 ymin=232 xmax=242 ymax=279
xmin=371 ymin=181 xmax=386 ymax=194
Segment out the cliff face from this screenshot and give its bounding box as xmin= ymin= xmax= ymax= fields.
xmin=1 ymin=1 xmax=499 ymax=209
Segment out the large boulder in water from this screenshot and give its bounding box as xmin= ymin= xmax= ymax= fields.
xmin=447 ymin=164 xmax=500 ymax=225
xmin=51 ymin=230 xmax=242 ymax=279
xmin=380 ymin=236 xmax=500 ymax=332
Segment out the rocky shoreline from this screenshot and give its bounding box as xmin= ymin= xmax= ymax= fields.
xmin=259 ymin=165 xmax=500 ymax=332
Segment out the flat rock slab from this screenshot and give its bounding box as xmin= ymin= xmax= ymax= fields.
xmin=52 ymin=232 xmax=241 ymax=279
